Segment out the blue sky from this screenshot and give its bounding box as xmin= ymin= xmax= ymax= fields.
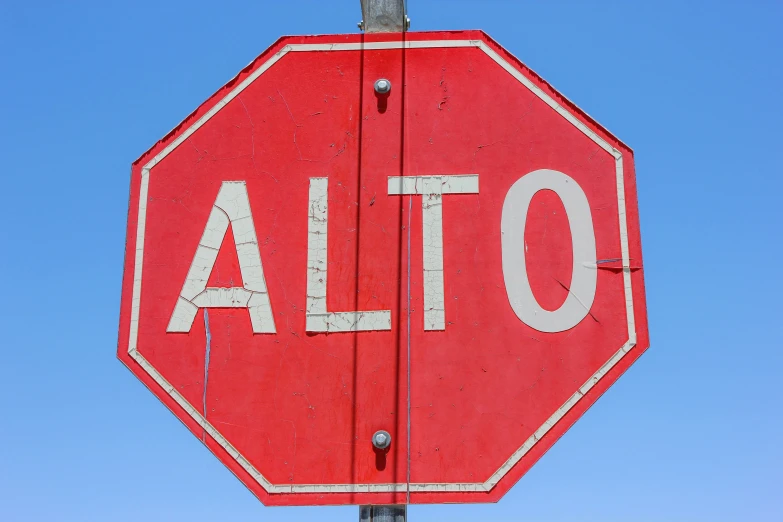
xmin=1 ymin=1 xmax=781 ymax=521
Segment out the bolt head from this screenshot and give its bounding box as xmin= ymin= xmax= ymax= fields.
xmin=374 ymin=79 xmax=391 ymax=95
xmin=372 ymin=430 xmax=391 ymax=450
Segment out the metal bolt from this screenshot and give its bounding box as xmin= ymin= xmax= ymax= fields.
xmin=372 ymin=430 xmax=391 ymax=450
xmin=374 ymin=78 xmax=391 ymax=95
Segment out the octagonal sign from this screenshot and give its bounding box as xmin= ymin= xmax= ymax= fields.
xmin=118 ymin=30 xmax=649 ymax=506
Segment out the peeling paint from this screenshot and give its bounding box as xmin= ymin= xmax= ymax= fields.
xmin=305 ymin=177 xmax=392 ymax=332
xmin=167 ymin=182 xmax=276 ymax=334
xmin=388 ymin=175 xmax=479 ymax=330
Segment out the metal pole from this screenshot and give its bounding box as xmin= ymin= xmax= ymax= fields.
xmin=359 ymin=0 xmax=410 ymax=33
xmin=358 ymin=1 xmax=408 ymax=520
xmin=360 ymin=505 xmax=407 ymax=522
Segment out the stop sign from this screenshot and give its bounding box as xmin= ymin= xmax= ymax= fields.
xmin=118 ymin=30 xmax=649 ymax=506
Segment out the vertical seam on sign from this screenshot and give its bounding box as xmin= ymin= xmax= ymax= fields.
xmin=406 ymin=193 xmax=412 ymax=504
xmin=402 ymin=28 xmax=412 ymax=505
xmin=351 ymin=37 xmax=365 ymax=496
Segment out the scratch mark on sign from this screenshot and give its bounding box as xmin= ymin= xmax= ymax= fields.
xmin=239 ymin=96 xmax=279 ymax=183
xmin=282 ymin=418 xmax=298 ymax=482
xmin=187 ymin=138 xmax=207 ymax=164
xmin=277 ymin=89 xmax=304 ymax=161
xmin=305 ymin=177 xmax=392 ymax=332
xmin=438 ymin=67 xmax=450 ymax=110
xmin=553 ymin=278 xmax=600 ymax=323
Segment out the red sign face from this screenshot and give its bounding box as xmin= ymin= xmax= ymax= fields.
xmin=118 ymin=30 xmax=649 ymax=506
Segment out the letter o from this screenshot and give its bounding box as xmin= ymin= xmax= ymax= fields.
xmin=501 ymin=169 xmax=597 ymax=333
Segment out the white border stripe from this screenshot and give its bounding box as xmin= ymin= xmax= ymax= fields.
xmin=615 ymin=156 xmax=637 ymax=344
xmin=129 ymin=40 xmax=636 ymax=495
xmin=129 ymin=168 xmax=150 ymax=357
xmin=285 ymin=40 xmax=481 ymax=53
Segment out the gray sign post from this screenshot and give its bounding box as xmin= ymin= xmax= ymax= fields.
xmin=358 ymin=1 xmax=409 ymax=520
xmin=359 ymin=0 xmax=409 ymax=33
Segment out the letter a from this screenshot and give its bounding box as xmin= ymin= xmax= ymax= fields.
xmin=167 ymin=181 xmax=276 ymax=334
